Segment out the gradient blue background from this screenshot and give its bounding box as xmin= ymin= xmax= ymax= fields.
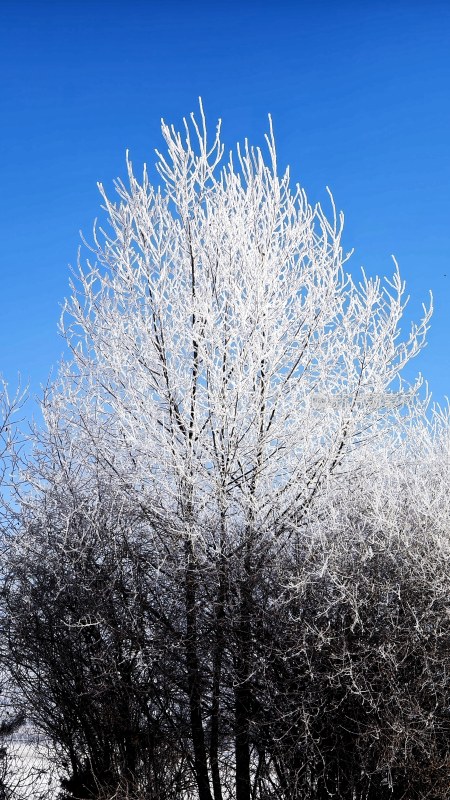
xmin=1 ymin=0 xmax=449 ymax=413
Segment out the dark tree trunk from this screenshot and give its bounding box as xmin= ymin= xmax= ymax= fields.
xmin=234 ymin=551 xmax=252 ymax=800
xmin=185 ymin=538 xmax=213 ymax=800
xmin=210 ymin=551 xmax=226 ymax=800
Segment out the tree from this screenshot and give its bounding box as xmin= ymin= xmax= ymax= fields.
xmin=6 ymin=416 xmax=449 ymax=799
xmin=243 ymin=435 xmax=450 ymax=799
xmin=0 ymin=378 xmax=25 ymax=523
xmin=4 ymin=486 xmax=195 ymax=800
xmin=6 ymin=104 xmax=447 ymax=800
xmin=59 ymin=105 xmax=430 ymax=532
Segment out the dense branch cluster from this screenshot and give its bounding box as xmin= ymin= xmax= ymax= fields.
xmin=0 ymin=108 xmax=448 ymax=799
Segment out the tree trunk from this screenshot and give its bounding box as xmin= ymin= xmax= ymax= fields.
xmin=185 ymin=538 xmax=213 ymax=800
xmin=210 ymin=551 xmax=226 ymax=800
xmin=234 ymin=553 xmax=252 ymax=800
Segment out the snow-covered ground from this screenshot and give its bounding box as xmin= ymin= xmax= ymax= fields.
xmin=1 ymin=720 xmax=60 ymax=800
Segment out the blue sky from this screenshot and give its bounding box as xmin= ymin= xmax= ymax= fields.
xmin=1 ymin=0 xmax=450 ymax=411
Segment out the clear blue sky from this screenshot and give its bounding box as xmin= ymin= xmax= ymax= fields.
xmin=1 ymin=0 xmax=450 ymax=410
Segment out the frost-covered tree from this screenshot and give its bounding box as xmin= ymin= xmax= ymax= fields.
xmin=59 ymin=105 xmax=431 ymax=531
xmin=8 ymin=105 xmax=448 ymax=800
xmin=245 ymin=410 xmax=450 ymax=799
xmin=6 ymin=416 xmax=449 ymax=800
xmin=0 ymin=379 xmax=35 ymax=800
xmin=0 ymin=378 xmax=24 ymax=511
